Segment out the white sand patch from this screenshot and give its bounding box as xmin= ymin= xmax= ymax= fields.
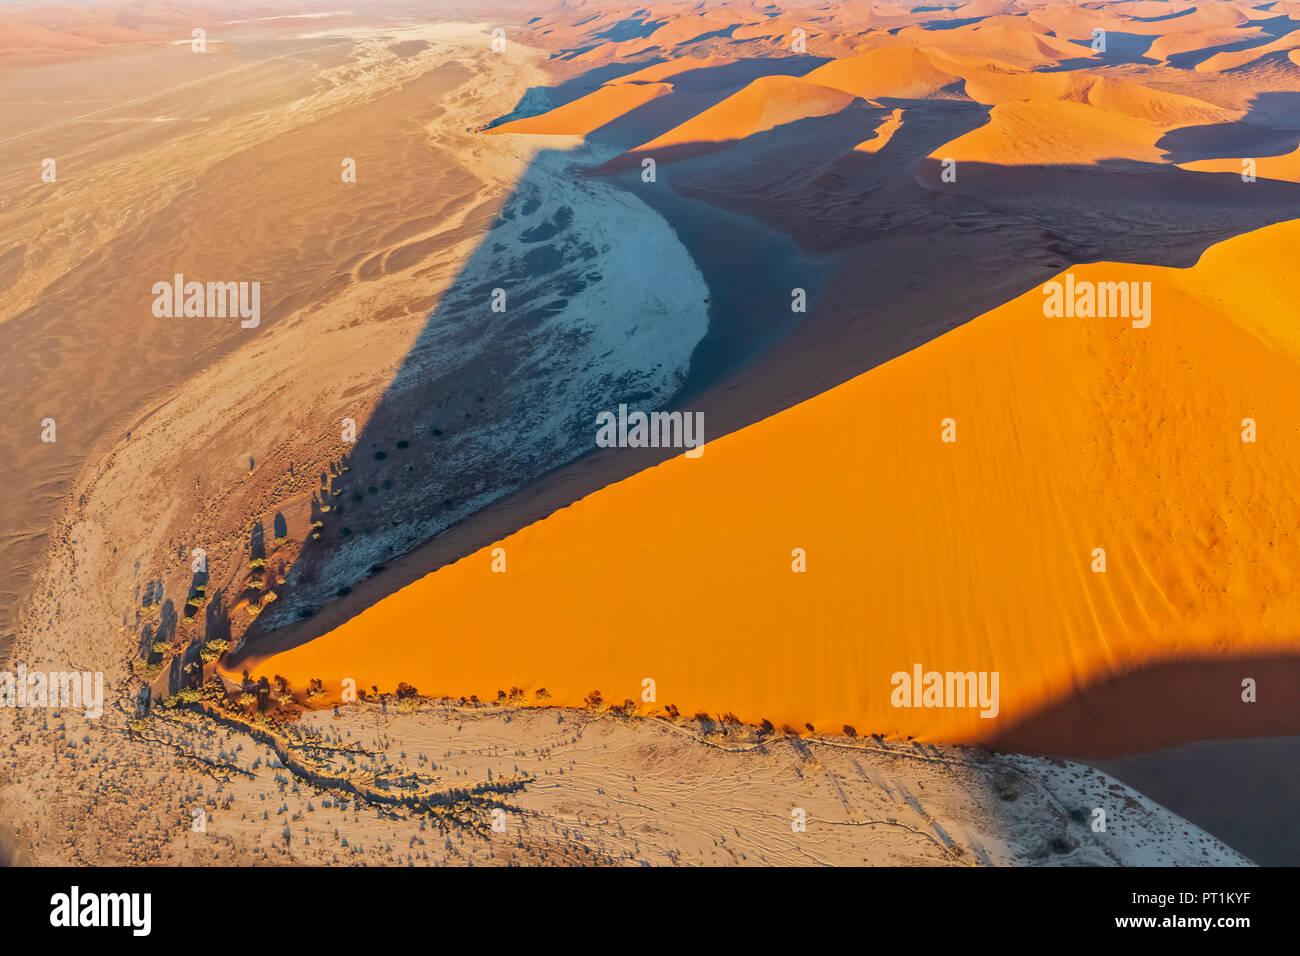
xmin=275 ymin=140 xmax=710 ymax=616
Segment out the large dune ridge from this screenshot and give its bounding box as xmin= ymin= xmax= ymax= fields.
xmin=802 ymin=44 xmax=963 ymax=99
xmin=488 ymin=81 xmax=675 ymax=135
xmin=1180 ymin=143 xmax=1300 ymax=181
xmin=625 ymin=75 xmax=862 ymax=155
xmin=929 ymin=97 xmax=1170 ymax=164
xmin=239 ymin=218 xmax=1300 ymax=755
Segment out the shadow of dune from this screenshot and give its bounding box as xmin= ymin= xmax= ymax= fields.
xmin=914 ymin=157 xmax=1300 ymax=265
xmin=228 ymin=135 xmax=730 ymax=666
xmin=1050 ymin=33 xmax=1159 ymax=71
xmin=990 ymin=652 xmax=1300 ymax=864
xmin=1164 ymin=14 xmax=1300 ymax=70
xmin=1157 ymin=89 xmax=1300 ymax=162
xmin=989 ymin=653 xmax=1300 ymax=759
xmin=1159 ymin=121 xmax=1300 ymax=163
xmin=1090 ymin=735 xmax=1300 ymax=866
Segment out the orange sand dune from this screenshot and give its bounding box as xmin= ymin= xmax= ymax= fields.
xmin=489 ymin=82 xmax=674 ymax=136
xmin=571 ymin=14 xmax=735 ymax=61
xmin=1026 ymin=5 xmax=1122 ymax=40
xmin=855 ymin=106 xmax=903 ymax=152
xmin=1196 ymin=28 xmax=1300 ymax=72
xmin=1145 ymin=26 xmax=1267 ymax=61
xmin=239 ymin=220 xmax=1300 ymax=746
xmin=931 ymin=98 xmax=1167 ymax=164
xmin=803 ymin=44 xmax=961 ymax=100
xmin=1083 ymin=74 xmax=1234 ymax=125
xmin=946 ymin=62 xmax=1232 ymax=126
xmin=1180 ymin=144 xmax=1300 ymax=182
xmin=731 ymin=18 xmax=821 ymax=43
xmin=1092 ymin=1 xmax=1249 ymax=33
xmin=609 ymin=54 xmax=734 ymax=84
xmin=893 ymin=21 xmax=1091 ymax=66
xmin=626 ymin=75 xmax=860 ymax=154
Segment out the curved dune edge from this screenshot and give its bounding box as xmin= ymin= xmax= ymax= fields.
xmin=233 ymin=219 xmax=1300 ymax=748
xmin=1180 ymin=145 xmax=1300 ymax=183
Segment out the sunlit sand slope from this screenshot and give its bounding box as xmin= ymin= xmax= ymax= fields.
xmin=242 ymin=219 xmax=1300 ymax=747
xmin=1181 ymin=146 xmax=1300 ymax=182
xmin=932 ymin=98 xmax=1168 ymax=164
xmin=490 ymin=81 xmax=673 ymax=135
xmin=628 ymin=75 xmax=860 ymax=153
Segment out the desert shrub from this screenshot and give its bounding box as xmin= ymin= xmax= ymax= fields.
xmin=843 ymin=725 xmax=857 ymax=738
xmin=584 ymin=690 xmax=603 ymax=710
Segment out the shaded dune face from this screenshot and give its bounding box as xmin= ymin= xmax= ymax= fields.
xmin=239 ymin=219 xmax=1300 ymax=756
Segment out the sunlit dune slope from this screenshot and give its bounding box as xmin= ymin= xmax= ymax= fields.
xmin=946 ymin=63 xmax=1231 ymax=126
xmin=609 ymin=54 xmax=732 ymax=84
xmin=931 ymin=98 xmax=1167 ymax=164
xmin=1145 ymin=27 xmax=1267 ymax=62
xmin=855 ymin=107 xmax=903 ymax=152
xmin=803 ymin=44 xmax=961 ymax=100
xmin=627 ymin=75 xmax=860 ymax=154
xmin=1196 ymin=29 xmax=1300 ymax=72
xmin=489 ymin=81 xmax=674 ymax=135
xmin=239 ymin=220 xmax=1300 ymax=746
xmin=1181 ymin=145 xmax=1300 ymax=182
xmin=894 ymin=20 xmax=1092 ymax=66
